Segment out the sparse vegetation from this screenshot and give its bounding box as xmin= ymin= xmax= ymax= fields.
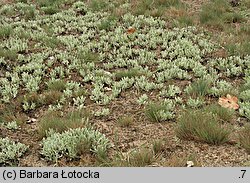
xmin=117 ymin=115 xmax=134 ymax=127
xmin=109 ymin=147 xmax=156 ymax=167
xmin=165 ymin=153 xmax=200 ymax=167
xmin=0 ymin=0 xmax=249 ymax=167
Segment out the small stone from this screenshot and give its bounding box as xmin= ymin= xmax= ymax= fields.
xmin=186 ymin=161 xmax=194 ymax=167
xmin=27 ymin=118 xmax=37 ymax=124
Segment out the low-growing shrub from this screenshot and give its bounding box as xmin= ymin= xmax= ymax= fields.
xmin=0 ymin=137 xmax=28 ymax=165
xmin=186 ymin=97 xmax=205 ymax=108
xmin=40 ymin=127 xmax=111 ymax=162
xmin=239 ymin=80 xmax=250 ymax=120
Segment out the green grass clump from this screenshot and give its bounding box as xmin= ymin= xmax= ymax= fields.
xmin=176 ymin=15 xmax=194 ymax=27
xmin=42 ymin=6 xmax=60 ymax=15
xmin=205 ymin=104 xmax=235 ymax=123
xmin=77 ymin=50 xmax=100 ymax=63
xmin=98 ymin=15 xmax=117 ymax=31
xmin=200 ymin=0 xmax=230 ymax=24
xmin=37 ymin=0 xmax=65 ymax=7
xmin=238 ymin=124 xmax=250 ymax=154
xmin=133 ymin=0 xmax=185 ymax=17
xmin=0 ymin=26 xmax=12 ymax=39
xmin=241 ymin=0 xmax=250 ymax=8
xmin=152 ymin=139 xmax=165 ymax=154
xmin=115 ymin=69 xmax=144 ymax=80
xmin=47 ymin=79 xmax=67 ymax=92
xmin=128 ymin=148 xmax=155 ymax=167
xmin=226 ymin=41 xmax=250 ymax=57
xmin=38 ymin=109 xmax=91 ymax=138
xmin=0 ymin=49 xmax=18 ymax=61
xmin=0 ymin=103 xmax=27 ymax=125
xmin=186 ymin=79 xmax=211 ymax=98
xmin=0 ymin=137 xmax=28 ymax=165
xmin=21 ymin=5 xmax=36 ymax=20
xmin=87 ymin=0 xmax=110 ymax=11
xmin=38 ymin=111 xmax=66 ymax=138
xmin=41 ymin=36 xmax=62 ymax=48
xmin=176 ymin=109 xmax=231 ymax=145
xmin=222 ymin=12 xmax=244 ymax=24
xmin=0 ymin=104 xmax=15 ymax=124
xmin=41 ymin=127 xmax=111 ymax=162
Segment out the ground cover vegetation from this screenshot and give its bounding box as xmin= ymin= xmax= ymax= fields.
xmin=0 ymin=0 xmax=249 ymax=166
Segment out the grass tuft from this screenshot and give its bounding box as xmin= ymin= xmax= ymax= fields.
xmin=176 ymin=109 xmax=231 ymax=145
xmin=115 ymin=69 xmax=144 ymax=80
xmin=238 ymin=124 xmax=250 ymax=154
xmin=204 ymin=104 xmax=235 ymax=123
xmin=152 ymin=139 xmax=165 ymax=154
xmin=47 ymin=79 xmax=67 ymax=92
xmin=145 ymin=102 xmax=163 ymax=123
xmin=38 ymin=108 xmax=91 ymax=138
xmin=128 ymin=148 xmax=155 ymax=167
xmin=186 ymin=79 xmax=211 ymax=98
xmin=0 ymin=26 xmax=12 ymax=39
